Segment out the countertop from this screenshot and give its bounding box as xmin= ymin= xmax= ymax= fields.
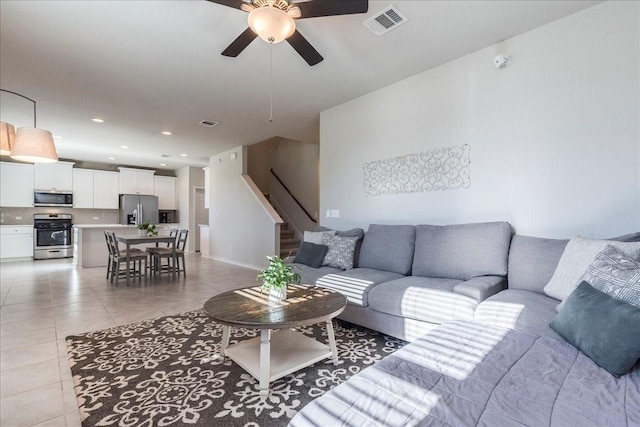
xmin=73 ymin=223 xmax=180 ymax=229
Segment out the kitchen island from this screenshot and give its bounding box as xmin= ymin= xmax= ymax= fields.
xmin=73 ymin=224 xmax=180 ymax=268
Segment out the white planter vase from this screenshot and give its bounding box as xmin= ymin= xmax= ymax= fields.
xmin=269 ymin=285 xmax=287 ymax=303
xmin=138 ymin=229 xmax=146 ymax=236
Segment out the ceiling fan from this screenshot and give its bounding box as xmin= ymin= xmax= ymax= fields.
xmin=207 ymin=0 xmax=369 ymax=66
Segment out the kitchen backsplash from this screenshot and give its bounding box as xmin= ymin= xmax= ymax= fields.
xmin=0 ymin=207 xmax=119 ymax=225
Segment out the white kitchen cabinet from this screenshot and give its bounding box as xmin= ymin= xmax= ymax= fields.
xmin=203 ymin=167 xmax=210 ymax=209
xmin=72 ymin=169 xmax=94 ymax=208
xmin=34 ymin=161 xmax=74 ymax=191
xmin=0 ymin=226 xmax=33 ymax=259
xmin=118 ymin=167 xmax=155 ymax=195
xmin=154 ymin=176 xmax=177 ymax=210
xmin=94 ymin=171 xmax=119 ymax=209
xmin=0 ymin=162 xmax=35 ymax=207
xmin=73 ymin=169 xmax=119 ymax=209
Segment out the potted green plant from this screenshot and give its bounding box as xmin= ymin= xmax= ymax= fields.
xmin=137 ymin=222 xmax=158 ymax=237
xmin=258 ymin=255 xmax=301 ymax=302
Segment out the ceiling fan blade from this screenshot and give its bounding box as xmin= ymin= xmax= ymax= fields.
xmin=295 ymin=0 xmax=368 ymax=19
xmin=286 ymin=30 xmax=323 ymax=66
xmin=205 ymin=0 xmax=249 ymax=11
xmin=221 ymin=27 xmax=258 ymax=57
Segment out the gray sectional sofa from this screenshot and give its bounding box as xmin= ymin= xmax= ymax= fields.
xmin=290 ymin=221 xmax=513 ymax=341
xmin=288 ymin=227 xmax=640 ymax=426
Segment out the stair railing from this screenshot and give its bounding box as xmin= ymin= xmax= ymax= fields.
xmin=270 ymin=169 xmax=317 ymax=224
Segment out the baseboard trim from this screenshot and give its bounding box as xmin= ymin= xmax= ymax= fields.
xmin=210 ymin=255 xmax=262 ymax=271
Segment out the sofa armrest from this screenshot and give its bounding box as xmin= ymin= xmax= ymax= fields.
xmin=454 ymin=276 xmax=506 ymax=302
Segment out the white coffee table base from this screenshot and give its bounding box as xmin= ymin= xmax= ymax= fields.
xmin=221 ymin=321 xmax=339 ymax=397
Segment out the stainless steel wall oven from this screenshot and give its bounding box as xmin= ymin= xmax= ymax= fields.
xmin=33 ymin=214 xmax=73 ymax=260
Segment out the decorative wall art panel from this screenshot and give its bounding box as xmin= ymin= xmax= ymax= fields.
xmin=363 ymin=145 xmax=470 ymax=197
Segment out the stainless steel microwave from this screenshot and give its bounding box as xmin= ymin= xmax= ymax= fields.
xmin=34 ymin=191 xmax=73 ymax=207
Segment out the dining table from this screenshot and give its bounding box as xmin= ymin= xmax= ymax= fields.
xmin=115 ymin=234 xmax=177 ymax=285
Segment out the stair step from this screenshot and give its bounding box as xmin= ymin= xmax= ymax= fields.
xmin=280 ymin=230 xmax=294 ymax=238
xmin=281 ymin=238 xmax=300 ymax=246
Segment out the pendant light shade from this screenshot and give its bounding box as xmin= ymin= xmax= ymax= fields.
xmin=248 ymin=6 xmax=296 ymax=43
xmin=10 ymin=128 xmax=58 ymax=163
xmin=0 ymin=121 xmax=15 ymax=155
xmin=1 ymin=89 xmax=58 ymax=163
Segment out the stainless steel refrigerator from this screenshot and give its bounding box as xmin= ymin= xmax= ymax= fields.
xmin=119 ymin=194 xmax=159 ymax=225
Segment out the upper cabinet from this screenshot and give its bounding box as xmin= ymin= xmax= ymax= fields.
xmin=118 ymin=167 xmax=155 ymax=195
xmin=34 ymin=161 xmax=74 ymax=191
xmin=94 ymin=171 xmax=119 ymax=209
xmin=0 ymin=162 xmax=35 ymax=207
xmin=154 ymin=176 xmax=177 ymax=210
xmin=73 ymin=169 xmax=119 ymax=209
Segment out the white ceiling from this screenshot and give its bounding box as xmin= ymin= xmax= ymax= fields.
xmin=0 ymin=0 xmax=599 ymax=171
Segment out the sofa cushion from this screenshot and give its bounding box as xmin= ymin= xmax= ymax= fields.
xmin=321 ymin=234 xmax=359 ymax=270
xmin=507 ymin=235 xmax=568 ymax=293
xmin=550 ymin=281 xmax=640 ymax=377
xmin=358 ymin=224 xmax=416 ymax=275
xmin=474 ymin=289 xmax=561 ymax=339
xmin=368 ymin=276 xmax=477 ymax=324
xmin=543 ymin=236 xmax=640 ymax=301
xmin=316 ymin=268 xmax=404 ymax=307
xmin=412 ymin=221 xmax=512 ymax=280
xmin=288 ymin=263 xmax=343 ymax=286
xmin=293 ymin=242 xmax=328 ymax=269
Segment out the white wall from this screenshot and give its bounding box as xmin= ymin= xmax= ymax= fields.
xmin=208 ymin=146 xmax=282 ymax=270
xmin=271 ymin=138 xmax=320 ymax=220
xmin=247 ymin=137 xmax=277 ymax=194
xmin=176 ymin=166 xmax=204 ymax=252
xmin=320 ymin=1 xmax=639 ymax=239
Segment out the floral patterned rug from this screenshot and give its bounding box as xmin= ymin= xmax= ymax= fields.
xmin=66 ymin=310 xmax=406 ymax=426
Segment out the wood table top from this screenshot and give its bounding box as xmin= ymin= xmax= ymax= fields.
xmin=203 ymin=284 xmax=347 ymax=329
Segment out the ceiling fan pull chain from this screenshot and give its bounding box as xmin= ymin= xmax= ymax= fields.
xmin=269 ymin=39 xmax=274 ymax=123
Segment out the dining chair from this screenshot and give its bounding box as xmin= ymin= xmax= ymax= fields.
xmin=147 ymin=229 xmax=189 ymax=278
xmin=106 ymin=231 xmax=147 ymax=285
xmin=147 ymin=229 xmax=178 ymax=277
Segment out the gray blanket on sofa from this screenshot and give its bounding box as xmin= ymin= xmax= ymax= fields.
xmin=289 ymin=320 xmax=640 ymax=426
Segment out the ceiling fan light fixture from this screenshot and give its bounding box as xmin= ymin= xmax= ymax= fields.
xmin=248 ymin=6 xmax=296 ymax=43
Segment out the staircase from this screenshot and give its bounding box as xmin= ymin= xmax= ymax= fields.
xmin=280 ymin=223 xmax=300 ymax=258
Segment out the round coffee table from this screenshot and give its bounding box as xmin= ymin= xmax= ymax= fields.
xmin=203 ymin=284 xmax=347 ymax=396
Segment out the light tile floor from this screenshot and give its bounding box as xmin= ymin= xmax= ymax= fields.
xmin=0 ymin=254 xmax=257 ymax=427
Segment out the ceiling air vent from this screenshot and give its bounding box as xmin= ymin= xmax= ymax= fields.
xmin=364 ymin=5 xmax=408 ymax=36
xmin=199 ymin=120 xmax=218 ymax=127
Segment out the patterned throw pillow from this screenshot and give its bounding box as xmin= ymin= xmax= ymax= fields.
xmin=321 ymin=234 xmax=358 ymax=270
xmin=579 ymin=245 xmax=640 ymax=308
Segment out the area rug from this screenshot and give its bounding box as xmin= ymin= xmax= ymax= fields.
xmin=66 ymin=310 xmax=406 ymax=426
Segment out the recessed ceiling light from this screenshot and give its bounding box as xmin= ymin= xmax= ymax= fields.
xmin=108 ymin=157 xmax=116 ymax=160
xmin=53 ymin=135 xmax=63 ymax=139
xmin=120 ymin=145 xmax=128 ymax=149
xmin=160 ymin=163 xmax=167 ymax=166
xmin=162 ymin=131 xmax=172 ymax=136
xmin=180 ymin=153 xmax=187 ymax=157
xmin=91 ymin=118 xmax=104 ymax=123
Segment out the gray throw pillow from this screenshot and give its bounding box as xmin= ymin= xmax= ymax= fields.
xmin=293 ymin=242 xmax=328 ymax=269
xmin=579 ymin=245 xmax=640 ymax=307
xmin=321 ymin=234 xmax=358 ymax=270
xmin=549 ymin=281 xmax=640 ymax=378
xmin=304 ymin=230 xmax=335 ymax=244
